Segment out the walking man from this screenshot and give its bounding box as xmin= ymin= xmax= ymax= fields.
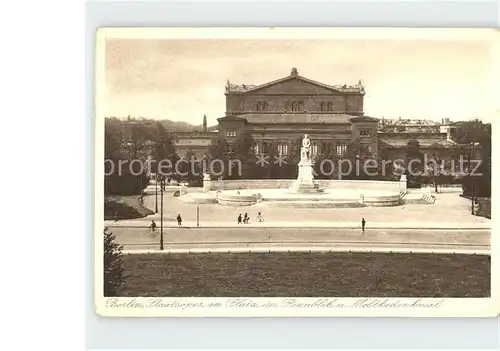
xmin=149 ymin=220 xmax=157 ymax=232
xmin=237 ymin=213 xmax=242 ymax=224
xmin=177 ymin=214 xmax=182 ymax=226
xmin=361 ymin=217 xmax=366 ymax=232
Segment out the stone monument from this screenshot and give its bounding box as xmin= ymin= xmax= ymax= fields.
xmin=289 ymin=134 xmax=324 ymax=193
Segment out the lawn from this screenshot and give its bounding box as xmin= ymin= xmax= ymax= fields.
xmin=104 ymin=195 xmax=153 ymax=220
xmin=118 ymin=252 xmax=490 ymax=297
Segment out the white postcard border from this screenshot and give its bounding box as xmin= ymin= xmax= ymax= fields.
xmin=94 ymin=27 xmax=500 ymax=318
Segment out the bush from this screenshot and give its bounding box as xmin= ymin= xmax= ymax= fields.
xmin=105 ymin=200 xmax=145 ymax=220
xmin=104 ymin=172 xmax=149 ymax=196
xmin=104 ymin=227 xmax=126 ymax=296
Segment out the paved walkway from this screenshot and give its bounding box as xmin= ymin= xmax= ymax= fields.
xmin=123 ymin=191 xmax=491 ymax=228
xmin=105 ymin=219 xmax=490 ymax=230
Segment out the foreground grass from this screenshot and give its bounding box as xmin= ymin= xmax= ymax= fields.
xmin=119 ymin=252 xmax=490 ymax=297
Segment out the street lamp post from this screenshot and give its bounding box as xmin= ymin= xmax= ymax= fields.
xmin=471 ymin=179 xmax=475 ymax=216
xmin=160 ymin=175 xmax=164 ymax=250
xmin=155 ymin=173 xmax=158 ymax=213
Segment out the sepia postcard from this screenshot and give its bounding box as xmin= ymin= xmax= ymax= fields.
xmin=94 ymin=27 xmax=499 ymax=317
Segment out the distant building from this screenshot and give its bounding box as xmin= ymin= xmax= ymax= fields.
xmin=378 ymin=132 xmax=457 ymax=163
xmin=217 ymin=67 xmax=379 ymax=158
xmin=119 ymin=69 xmax=481 ymax=174
xmin=173 ymin=131 xmax=217 ymax=159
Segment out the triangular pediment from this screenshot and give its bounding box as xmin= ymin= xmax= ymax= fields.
xmin=243 ymin=75 xmax=342 ymax=95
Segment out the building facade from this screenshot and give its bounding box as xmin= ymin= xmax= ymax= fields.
xmin=217 ymin=68 xmax=379 ymax=159
xmin=169 ymin=69 xmax=468 ymax=173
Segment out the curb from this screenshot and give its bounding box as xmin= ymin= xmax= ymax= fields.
xmin=105 ymin=225 xmax=490 ymax=230
xmin=122 ymin=247 xmax=490 ymax=256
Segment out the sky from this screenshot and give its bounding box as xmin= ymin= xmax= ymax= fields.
xmin=104 ymin=38 xmax=496 ymax=126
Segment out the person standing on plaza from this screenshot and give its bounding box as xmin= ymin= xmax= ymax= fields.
xmin=243 ymin=213 xmax=249 ymax=224
xmin=257 ymin=212 xmax=264 ymax=222
xmin=361 ymin=218 xmax=366 ymax=232
xmin=177 ymin=214 xmax=182 ymax=226
xmin=237 ymin=213 xmax=242 ymax=224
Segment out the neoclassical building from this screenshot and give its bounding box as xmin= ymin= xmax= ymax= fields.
xmin=217 ymin=68 xmax=380 ymax=159
xmin=170 ymin=68 xmax=458 ymax=166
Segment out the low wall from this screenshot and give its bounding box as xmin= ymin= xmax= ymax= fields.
xmin=204 ymin=179 xmax=400 ymax=192
xmin=216 ymin=193 xmax=259 ymax=207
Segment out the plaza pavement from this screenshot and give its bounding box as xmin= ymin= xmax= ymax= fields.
xmin=104 ymin=190 xmax=490 ymax=254
xmin=110 ymin=226 xmax=490 ymax=255
xmin=105 ymin=219 xmax=490 ymax=229
xmin=119 ymin=190 xmax=490 ymax=229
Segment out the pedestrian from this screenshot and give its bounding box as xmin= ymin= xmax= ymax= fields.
xmin=257 ymin=212 xmax=264 ymax=222
xmin=237 ymin=213 xmax=242 ymax=224
xmin=177 ymin=214 xmax=182 ymax=226
xmin=361 ymin=217 xmax=366 ymax=232
xmin=243 ymin=213 xmax=249 ymax=224
xmin=150 ymin=220 xmax=157 ymax=232
xmin=114 ymin=211 xmax=119 ymax=222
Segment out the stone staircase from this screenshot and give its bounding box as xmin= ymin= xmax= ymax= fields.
xmin=421 ymin=193 xmax=436 ymax=204
xmin=400 ymin=191 xmax=436 ymax=205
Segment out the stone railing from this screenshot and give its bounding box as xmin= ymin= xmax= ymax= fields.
xmin=203 ymin=178 xmax=401 ymax=192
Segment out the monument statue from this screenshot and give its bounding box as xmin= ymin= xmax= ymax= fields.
xmin=290 ymin=133 xmax=323 ymax=194
xmin=301 ymin=134 xmax=311 ymax=161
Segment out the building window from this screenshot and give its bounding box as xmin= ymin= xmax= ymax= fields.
xmin=327 ymin=102 xmax=333 ymax=111
xmin=311 ymin=144 xmax=318 ymax=157
xmin=253 ymin=143 xmax=260 ymax=155
xmin=225 ymin=131 xmax=237 ymax=137
xmin=321 ymin=141 xmax=333 ymax=155
xmin=256 ymin=101 xmax=268 ymax=111
xmin=225 ymin=144 xmax=235 ymax=154
xmin=359 ymin=128 xmax=371 ymax=137
xmin=262 ymin=141 xmax=271 ymax=154
xmin=278 ymin=142 xmax=288 ymax=156
xmin=291 ymin=102 xmax=299 ymax=112
xmin=320 ymin=102 xmax=325 ymax=111
xmin=336 ymin=142 xmax=348 ymax=155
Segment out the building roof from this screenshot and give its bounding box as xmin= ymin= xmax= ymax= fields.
xmin=380 ymin=137 xmax=456 ymax=149
xmin=223 ymin=113 xmax=362 ymax=124
xmin=171 ymin=131 xmax=217 ymax=138
xmin=225 ymin=68 xmax=365 ymax=94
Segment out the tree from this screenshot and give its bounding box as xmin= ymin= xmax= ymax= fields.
xmin=105 ymin=117 xmax=125 ymax=161
xmin=452 ymin=119 xmax=489 ymax=172
xmin=342 ymin=139 xmax=373 ymax=179
xmin=452 ymin=120 xmax=491 ymax=199
xmin=207 ymin=136 xmax=229 ymax=179
xmin=404 ymin=139 xmax=424 ymax=186
xmin=153 ymin=122 xmax=177 ymax=178
xmin=104 ymin=227 xmax=126 ymax=296
xmin=425 ymin=153 xmax=441 ymax=193
xmin=177 ymin=150 xmax=202 ymax=183
xmin=233 ymin=133 xmax=256 ymax=178
xmin=263 ymin=141 xmax=281 ymax=178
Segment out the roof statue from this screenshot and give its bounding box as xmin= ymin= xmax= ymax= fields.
xmin=224 ymin=69 xmax=364 ymax=94
xmin=357 ymin=79 xmax=365 ymax=94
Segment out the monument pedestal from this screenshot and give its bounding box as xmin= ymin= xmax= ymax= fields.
xmin=290 ymin=159 xmax=324 ymax=194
